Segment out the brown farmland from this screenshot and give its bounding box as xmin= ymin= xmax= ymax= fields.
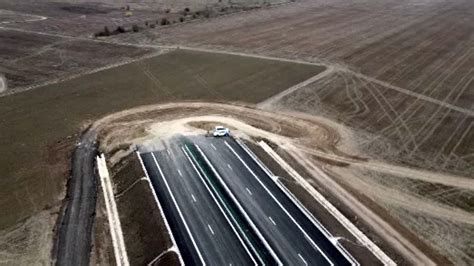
xmin=1 ymin=0 xmax=473 ymax=264
xmin=0 ymin=28 xmax=154 ymax=91
xmin=111 ymin=0 xmax=473 ymax=110
xmin=105 ymin=0 xmax=474 ymax=262
xmin=0 ymin=48 xmax=322 ymax=235
xmin=272 ymin=71 xmax=473 ymax=176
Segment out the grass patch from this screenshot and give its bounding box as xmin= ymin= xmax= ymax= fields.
xmin=0 ymin=48 xmax=324 ymax=229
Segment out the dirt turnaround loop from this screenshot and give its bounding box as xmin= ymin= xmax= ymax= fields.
xmin=88 ymin=102 xmax=464 ymax=265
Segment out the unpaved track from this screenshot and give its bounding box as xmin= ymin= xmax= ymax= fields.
xmin=296 ymin=146 xmax=474 ymax=190
xmin=288 ymin=147 xmax=437 ymax=266
xmin=259 ymin=66 xmax=334 ymax=108
xmin=91 ymin=102 xmax=459 ymax=264
xmin=55 ymin=130 xmax=98 ymax=266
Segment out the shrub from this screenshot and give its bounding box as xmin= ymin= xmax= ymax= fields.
xmin=94 ymin=26 xmax=111 ymax=37
xmin=132 ymin=24 xmax=140 ymax=32
xmin=160 ymin=18 xmax=170 ymax=25
xmin=179 ymin=16 xmax=185 ymax=22
xmin=150 ymin=24 xmax=156 ymax=28
xmin=184 ymin=7 xmax=190 ymax=13
xmin=116 ymin=26 xmax=125 ymax=33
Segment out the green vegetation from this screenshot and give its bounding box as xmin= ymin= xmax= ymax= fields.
xmin=0 ymin=49 xmax=324 ymax=229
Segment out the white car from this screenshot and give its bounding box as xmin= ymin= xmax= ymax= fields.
xmin=213 ymin=126 xmax=230 ymax=137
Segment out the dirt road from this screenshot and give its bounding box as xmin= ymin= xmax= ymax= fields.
xmin=55 ymin=129 xmax=98 ymax=265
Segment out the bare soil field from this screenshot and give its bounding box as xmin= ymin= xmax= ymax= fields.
xmin=110 ymin=0 xmax=473 ymax=112
xmin=1 ymin=0 xmax=472 ymax=264
xmin=271 ymin=72 xmax=474 ymax=177
xmin=0 ymin=28 xmax=154 ymax=91
xmin=0 ymin=49 xmax=321 ymax=263
xmin=104 ymin=0 xmax=473 ymax=175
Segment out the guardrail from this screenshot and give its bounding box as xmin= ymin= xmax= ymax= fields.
xmin=97 ymin=154 xmax=129 ymax=266
xmin=255 ymin=141 xmax=396 ymax=266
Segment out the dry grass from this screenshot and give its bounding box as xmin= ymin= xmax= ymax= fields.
xmin=0 ymin=49 xmax=322 ymax=230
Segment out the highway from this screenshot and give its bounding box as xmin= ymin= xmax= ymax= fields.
xmin=139 ymin=135 xmax=353 ymax=265
xmin=139 ymin=136 xmax=257 ymax=265
xmin=193 ymin=136 xmax=352 ymax=266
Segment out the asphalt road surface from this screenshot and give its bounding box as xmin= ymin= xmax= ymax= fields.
xmin=140 ymin=135 xmax=352 ymax=265
xmin=139 ymin=136 xmax=257 ymax=265
xmin=193 ymin=136 xmax=351 ymax=266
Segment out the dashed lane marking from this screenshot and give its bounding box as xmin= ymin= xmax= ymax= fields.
xmin=246 ymin=187 xmax=252 ymax=195
xmin=269 ymin=216 xmax=276 ymax=226
xmin=208 ymin=224 xmax=215 ymax=235
xmin=298 ymin=253 xmax=308 ymax=266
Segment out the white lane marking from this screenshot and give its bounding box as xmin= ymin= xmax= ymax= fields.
xmin=208 ymin=224 xmax=215 ymax=235
xmin=136 ymin=152 xmax=184 ymax=265
xmin=191 ymin=194 xmax=197 ymax=202
xmin=246 ymin=187 xmax=253 ymax=195
xmin=194 ymin=144 xmax=281 ymax=265
xmin=181 ymin=146 xmax=259 ymax=265
xmin=150 ymin=153 xmax=206 ymax=265
xmin=298 ymin=253 xmax=308 ymax=266
xmin=268 ymin=216 xmax=276 ymax=225
xmin=178 ymin=169 xmax=183 ymax=177
xmin=227 ymin=164 xmax=233 ymax=170
xmin=224 ymin=140 xmax=334 ymax=266
xmin=268 ymin=216 xmax=276 ymax=226
xmin=211 ymin=143 xmax=217 ymax=150
xmin=240 ymin=139 xmax=360 ymax=265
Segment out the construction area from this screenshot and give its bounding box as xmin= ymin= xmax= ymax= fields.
xmin=0 ymin=0 xmax=472 ymax=265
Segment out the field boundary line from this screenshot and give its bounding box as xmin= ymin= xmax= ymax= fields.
xmin=347 ymin=70 xmax=474 ymax=116
xmin=258 ymin=141 xmax=397 ymax=266
xmin=258 ymin=66 xmax=334 ymax=108
xmin=0 ymin=50 xmax=167 ymax=97
xmin=171 ymin=46 xmax=473 ymax=116
xmin=97 ymin=154 xmax=129 ymax=266
xmin=0 ymin=9 xmax=47 ymax=25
